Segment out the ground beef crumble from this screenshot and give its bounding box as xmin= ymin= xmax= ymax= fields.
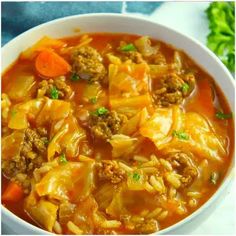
xmin=96 ymin=160 xmax=126 ymax=184
xmin=72 ymin=46 xmax=107 ymax=84
xmin=2 ymin=127 xmax=48 ymax=193
xmin=89 ymin=110 xmax=128 ymax=141
xmin=121 ymin=215 xmax=159 ymax=234
xmin=37 ymin=76 xmax=73 ymax=99
xmin=153 ymin=73 xmax=196 ymax=107
xmin=120 ymin=51 xmax=145 ymax=64
xmin=136 ymin=218 xmax=159 ymax=234
xmin=167 ymin=152 xmax=198 ymax=187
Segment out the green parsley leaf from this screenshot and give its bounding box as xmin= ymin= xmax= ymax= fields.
xmin=10 ymin=109 xmax=17 ymax=117
xmin=71 ymin=73 xmax=80 ymax=81
xmin=89 ymin=97 xmax=97 ymax=104
xmin=182 ymin=83 xmax=190 ymax=93
xmin=210 ymin=171 xmax=219 ymax=185
xmin=43 ymin=138 xmax=49 ymax=145
xmin=121 ymin=43 xmax=137 ymax=52
xmin=215 ymin=111 xmax=233 ymax=120
xmin=133 ymin=172 xmax=141 ymax=181
xmin=96 ymin=107 xmax=108 ymax=115
xmin=91 ymin=107 xmax=108 ymax=116
xmin=50 ymin=87 xmax=59 ymax=99
xmin=58 ymin=153 xmax=67 ymax=164
xmin=205 ymin=2 xmax=235 ymax=72
xmin=172 ymin=130 xmax=189 ymax=140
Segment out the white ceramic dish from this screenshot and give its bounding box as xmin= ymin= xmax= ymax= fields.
xmin=1 ymin=13 xmax=235 ymax=235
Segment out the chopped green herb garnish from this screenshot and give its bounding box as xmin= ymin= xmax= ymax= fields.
xmin=210 ymin=172 xmax=219 ymax=185
xmin=58 ymin=153 xmax=67 ymax=164
xmin=43 ymin=138 xmax=49 ymax=145
xmin=215 ymin=111 xmax=233 ymax=120
xmin=89 ymin=97 xmax=97 ymax=104
xmin=50 ymin=87 xmax=59 ymax=99
xmin=121 ymin=43 xmax=137 ymax=52
xmin=71 ymin=73 xmax=80 ymax=81
xmin=133 ymin=172 xmax=141 ymax=181
xmin=172 ymin=130 xmax=189 ymax=140
xmin=10 ymin=109 xmax=17 ymax=117
xmin=91 ymin=107 xmax=108 ymax=116
xmin=97 ymin=107 xmax=108 ymax=115
xmin=182 ymin=83 xmax=190 ymax=93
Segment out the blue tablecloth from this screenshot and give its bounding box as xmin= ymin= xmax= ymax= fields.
xmin=1 ymin=1 xmax=162 ymax=45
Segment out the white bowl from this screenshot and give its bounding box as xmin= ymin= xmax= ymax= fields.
xmin=1 ymin=13 xmax=235 ymax=235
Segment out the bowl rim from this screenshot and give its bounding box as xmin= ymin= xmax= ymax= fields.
xmin=1 ymin=13 xmax=235 ymax=235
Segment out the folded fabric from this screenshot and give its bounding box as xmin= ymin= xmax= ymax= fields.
xmin=1 ymin=1 xmax=163 ymax=45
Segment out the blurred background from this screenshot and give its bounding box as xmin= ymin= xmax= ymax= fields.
xmin=1 ymin=1 xmax=162 ymax=45
xmin=1 ymin=1 xmax=235 ymax=235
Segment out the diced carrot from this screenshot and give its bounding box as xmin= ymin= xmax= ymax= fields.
xmin=2 ymin=181 xmax=23 ymax=202
xmin=35 ymin=50 xmax=71 ymax=78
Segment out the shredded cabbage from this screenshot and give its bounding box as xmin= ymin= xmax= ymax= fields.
xmin=109 ymin=134 xmax=138 ymax=158
xmin=36 ymin=162 xmax=94 ymax=202
xmin=134 ymin=36 xmax=158 ymax=57
xmin=140 ymin=106 xmax=227 ymax=162
xmin=25 ymin=191 xmax=58 ymax=232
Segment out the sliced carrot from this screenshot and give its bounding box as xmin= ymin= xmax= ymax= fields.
xmin=2 ymin=181 xmax=24 ymax=202
xmin=35 ymin=50 xmax=71 ymax=78
xmin=21 ymin=36 xmax=65 ymax=60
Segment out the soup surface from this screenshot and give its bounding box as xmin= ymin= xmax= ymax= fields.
xmin=1 ymin=33 xmax=234 ymax=234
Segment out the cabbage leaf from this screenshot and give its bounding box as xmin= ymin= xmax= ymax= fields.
xmin=140 ymin=106 xmax=227 ymax=162
xmin=36 ymin=162 xmax=95 ymax=202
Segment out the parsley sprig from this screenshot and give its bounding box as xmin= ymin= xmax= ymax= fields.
xmin=172 ymin=130 xmax=189 ymax=140
xmin=91 ymin=107 xmax=108 ymax=116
